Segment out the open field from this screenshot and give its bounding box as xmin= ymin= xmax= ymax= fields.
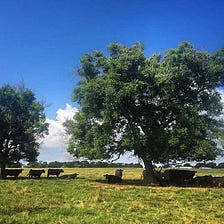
xmin=0 ymin=168 xmax=224 ymax=224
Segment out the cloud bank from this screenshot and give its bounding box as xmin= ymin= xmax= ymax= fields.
xmin=38 ymin=103 xmax=139 ymax=163
xmin=38 ymin=104 xmax=78 ymax=162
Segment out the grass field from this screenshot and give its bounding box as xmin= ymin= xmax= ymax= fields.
xmin=0 ymin=168 xmax=224 ymax=224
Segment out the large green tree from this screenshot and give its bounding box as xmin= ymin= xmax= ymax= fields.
xmin=0 ymin=84 xmax=48 ymax=178
xmin=65 ymin=42 xmax=224 ymax=183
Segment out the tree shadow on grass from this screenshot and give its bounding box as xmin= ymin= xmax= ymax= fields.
xmin=0 ymin=175 xmax=83 ymax=181
xmin=94 ymin=178 xmax=157 ymax=187
xmin=94 ymin=178 xmax=224 ymax=188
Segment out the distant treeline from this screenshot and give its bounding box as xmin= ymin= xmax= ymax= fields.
xmin=8 ymin=161 xmax=224 ymax=169
xmin=22 ymin=161 xmax=143 ymax=168
xmin=164 ymin=162 xmax=224 ymax=169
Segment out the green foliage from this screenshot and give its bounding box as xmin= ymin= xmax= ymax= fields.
xmin=204 ymin=162 xmax=217 ymax=168
xmin=66 ymin=42 xmax=224 ymax=181
xmin=183 ymin=163 xmax=193 ymax=167
xmin=8 ymin=162 xmax=22 ymax=168
xmin=195 ymin=163 xmax=207 ymax=168
xmin=195 ymin=162 xmax=217 ymax=168
xmin=0 ymin=84 xmax=48 ymax=177
xmin=217 ymin=162 xmax=224 ymax=168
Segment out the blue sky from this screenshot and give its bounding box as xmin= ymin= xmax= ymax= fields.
xmin=1 ymin=0 xmax=224 ymax=119
xmin=0 ymin=0 xmax=224 ymax=162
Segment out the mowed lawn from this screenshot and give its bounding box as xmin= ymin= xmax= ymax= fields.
xmin=0 ymin=168 xmax=224 ymax=224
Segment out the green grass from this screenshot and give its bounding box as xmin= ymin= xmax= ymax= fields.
xmin=0 ymin=168 xmax=224 ymax=224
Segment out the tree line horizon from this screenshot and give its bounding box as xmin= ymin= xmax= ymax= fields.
xmin=1 ymin=41 xmax=224 ymax=182
xmin=8 ymin=160 xmax=224 ymax=169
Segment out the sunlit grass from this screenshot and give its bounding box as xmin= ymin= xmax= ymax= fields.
xmin=0 ymin=168 xmax=224 ymax=224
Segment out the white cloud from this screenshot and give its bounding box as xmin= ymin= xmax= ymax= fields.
xmin=218 ymin=89 xmax=224 ymax=120
xmin=38 ymin=104 xmax=78 ymax=162
xmin=56 ymin=104 xmax=78 ymax=123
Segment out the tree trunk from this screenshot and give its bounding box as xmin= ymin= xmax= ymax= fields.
xmin=0 ymin=162 xmax=6 ymax=179
xmin=142 ymin=158 xmax=158 ymax=185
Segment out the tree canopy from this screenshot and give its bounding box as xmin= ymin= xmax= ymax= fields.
xmin=0 ymin=84 xmax=48 ymax=178
xmin=65 ymin=42 xmax=224 ymax=182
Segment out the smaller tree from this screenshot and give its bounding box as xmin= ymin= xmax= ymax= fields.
xmin=183 ymin=163 xmax=192 ymax=167
xmin=205 ymin=162 xmax=217 ymax=168
xmin=194 ymin=163 xmax=205 ymax=168
xmin=217 ymin=162 xmax=224 ymax=168
xmin=0 ymin=84 xmax=48 ymax=178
